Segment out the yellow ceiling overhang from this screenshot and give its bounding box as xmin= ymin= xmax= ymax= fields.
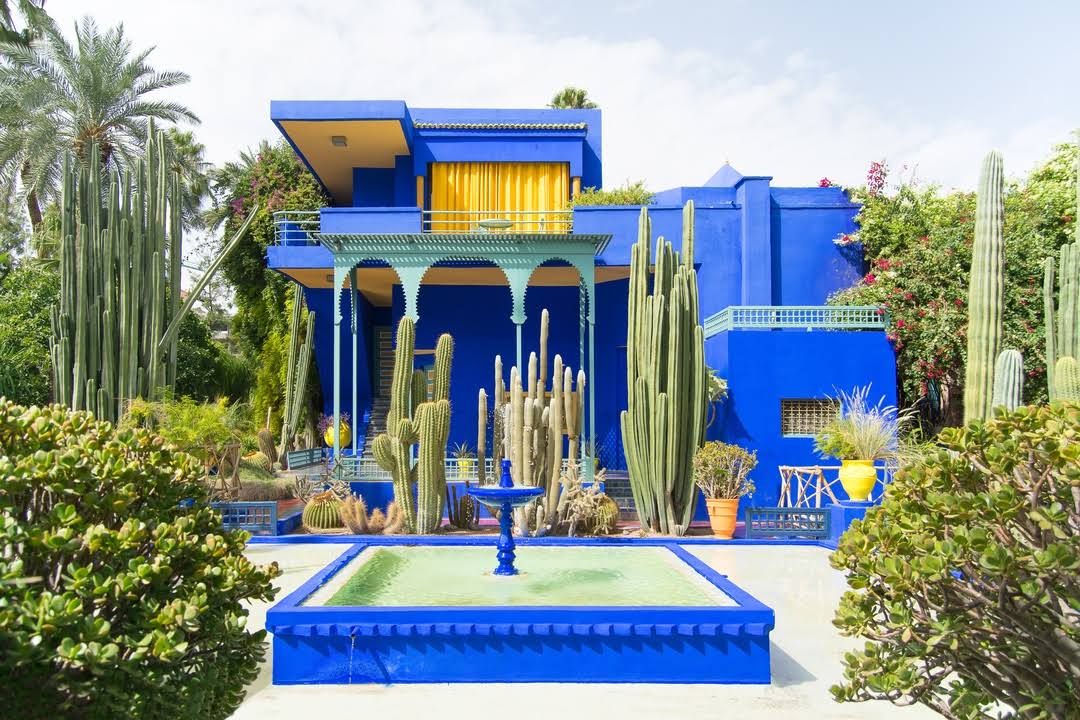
xmin=276 ymin=266 xmax=631 ymax=307
xmin=280 ymin=119 xmax=409 ymax=204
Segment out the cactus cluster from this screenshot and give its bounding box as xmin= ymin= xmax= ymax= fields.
xmin=339 ymin=495 xmax=402 ymax=534
xmin=48 ymin=127 xmax=255 ymax=422
xmin=257 ymin=428 xmax=278 ymax=469
xmin=479 ymin=309 xmax=586 ymax=536
xmin=279 ymin=284 xmax=315 ymax=463
xmin=370 ymin=317 xmax=453 ymax=534
xmin=991 ymin=349 xmax=1024 ymax=411
xmin=302 ymin=491 xmax=344 ymax=531
xmin=1055 ymin=356 xmax=1080 ymax=401
xmin=241 ymin=451 xmax=272 ymax=473
xmin=1042 ymin=144 xmax=1080 ymax=402
xmin=621 ymin=202 xmax=706 ymax=535
xmin=963 ymin=151 xmax=1006 ymax=424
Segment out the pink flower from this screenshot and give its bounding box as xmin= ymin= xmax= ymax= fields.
xmin=954 ymin=298 xmax=964 ymax=307
xmin=864 ymin=273 xmax=877 ymax=284
xmin=896 ymin=319 xmax=906 ymax=329
xmin=903 ymin=292 xmax=914 ymax=301
xmin=819 ymin=177 xmax=833 ymax=188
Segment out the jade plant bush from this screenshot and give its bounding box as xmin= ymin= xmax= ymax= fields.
xmin=0 ymin=401 xmax=279 ymax=719
xmin=830 ymin=403 xmax=1080 ymax=719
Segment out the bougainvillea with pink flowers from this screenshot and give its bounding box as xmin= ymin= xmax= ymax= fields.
xmin=830 ymin=142 xmax=1078 ymax=428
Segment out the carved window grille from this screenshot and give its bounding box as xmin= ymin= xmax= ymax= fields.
xmin=780 ymin=399 xmax=840 ymax=437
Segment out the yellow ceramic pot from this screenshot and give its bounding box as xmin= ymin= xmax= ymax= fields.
xmin=456 ymin=458 xmax=475 ymax=476
xmin=705 ymin=498 xmax=739 ymax=539
xmin=838 ymin=459 xmax=877 ymax=501
xmin=323 ymin=421 xmax=351 ymax=448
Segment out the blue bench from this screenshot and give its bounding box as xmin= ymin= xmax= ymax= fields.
xmin=744 ymin=506 xmax=830 ymax=539
xmin=286 ymin=447 xmax=324 ymax=470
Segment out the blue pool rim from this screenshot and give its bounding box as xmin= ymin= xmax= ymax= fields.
xmin=264 ymin=537 xmax=782 ymax=685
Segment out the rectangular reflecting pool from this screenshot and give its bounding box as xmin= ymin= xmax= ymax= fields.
xmin=267 ymin=541 xmax=775 ymax=684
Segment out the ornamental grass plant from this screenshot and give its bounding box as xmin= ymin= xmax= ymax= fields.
xmin=815 ymin=386 xmax=912 ymax=461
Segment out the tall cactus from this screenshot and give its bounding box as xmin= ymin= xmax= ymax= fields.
xmin=963 ymin=151 xmax=1005 ymax=424
xmin=48 ymin=128 xmax=255 ymax=422
xmin=1041 ymin=141 xmax=1080 ymax=400
xmin=370 ymin=317 xmax=453 ymax=534
xmin=991 ymin=348 xmax=1024 ymax=411
xmin=486 ymin=309 xmax=584 ymax=536
xmin=279 ymin=292 xmax=315 ymax=462
xmin=621 ymin=201 xmax=706 ymax=536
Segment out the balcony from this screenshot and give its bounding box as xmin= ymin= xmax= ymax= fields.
xmin=703 ymin=305 xmax=888 ymax=337
xmin=274 ymin=208 xmax=574 ymax=245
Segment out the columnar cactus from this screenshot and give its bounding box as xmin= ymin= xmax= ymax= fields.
xmin=963 ymin=151 xmax=1005 ymax=424
xmin=1041 ymin=145 xmax=1080 ymax=400
xmin=48 ymin=127 xmax=255 ymax=422
xmin=991 ymin=349 xmax=1024 ymax=411
xmin=279 ymin=286 xmax=315 ymax=461
xmin=1055 ymin=356 xmax=1080 ymax=401
xmin=486 ymin=309 xmax=584 ymax=536
xmin=370 ymin=317 xmax=453 ymax=534
xmin=621 ymin=201 xmax=707 ymax=535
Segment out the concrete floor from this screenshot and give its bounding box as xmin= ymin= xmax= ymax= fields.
xmin=232 ymin=543 xmax=936 ymax=720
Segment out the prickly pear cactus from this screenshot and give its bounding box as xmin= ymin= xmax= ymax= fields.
xmin=302 ymin=491 xmax=343 ymax=531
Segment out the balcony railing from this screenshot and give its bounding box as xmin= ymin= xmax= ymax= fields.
xmin=703 ymin=305 xmax=888 ymax=337
xmin=273 ymin=210 xmax=320 ymax=245
xmin=333 ymin=456 xmax=587 ymax=482
xmin=422 ymin=209 xmax=573 ymax=234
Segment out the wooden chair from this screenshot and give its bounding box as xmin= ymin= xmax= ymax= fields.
xmin=777 ymin=465 xmax=840 ymax=508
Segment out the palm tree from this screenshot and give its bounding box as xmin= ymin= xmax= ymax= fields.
xmin=0 ymin=0 xmax=46 ymax=47
xmin=548 ymin=86 xmax=598 ymax=110
xmin=164 ymin=127 xmax=209 ymax=231
xmin=0 ymin=16 xmax=198 ymax=230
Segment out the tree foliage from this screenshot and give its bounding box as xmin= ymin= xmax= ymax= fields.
xmin=174 ymin=312 xmax=252 ymax=403
xmin=831 ymin=143 xmax=1078 ymax=428
xmin=547 ymin=86 xmax=597 ymax=109
xmin=0 ymin=15 xmax=198 ymax=228
xmin=0 ymin=260 xmax=56 ymax=404
xmin=569 ymin=179 xmax=654 ymax=207
xmin=0 ymin=401 xmax=278 ymax=719
xmin=831 ymin=402 xmax=1080 ymax=720
xmin=208 ymin=142 xmax=326 ymax=431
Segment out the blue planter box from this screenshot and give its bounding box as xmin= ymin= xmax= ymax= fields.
xmin=213 ymin=501 xmax=303 ymax=536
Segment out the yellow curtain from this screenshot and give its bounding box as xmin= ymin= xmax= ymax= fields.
xmin=429 ymin=162 xmax=569 ymax=232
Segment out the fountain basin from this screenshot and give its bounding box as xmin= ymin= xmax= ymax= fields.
xmin=266 ymin=540 xmax=774 ymax=684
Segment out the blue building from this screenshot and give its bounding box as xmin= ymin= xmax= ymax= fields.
xmin=266 ymin=99 xmax=897 ymax=513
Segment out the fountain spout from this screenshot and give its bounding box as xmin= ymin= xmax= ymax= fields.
xmin=467 ymin=459 xmax=543 ymax=576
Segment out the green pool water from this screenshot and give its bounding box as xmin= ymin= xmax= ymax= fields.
xmin=307 ymin=546 xmax=733 ymax=607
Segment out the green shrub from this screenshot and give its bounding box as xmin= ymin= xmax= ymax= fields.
xmin=568 ymin=180 xmax=654 ymax=207
xmin=119 ymin=395 xmax=252 ymax=468
xmin=831 ymin=403 xmax=1080 ymax=719
xmin=0 ymin=261 xmax=58 ymax=406
xmin=0 ymin=401 xmax=279 ymax=719
xmin=691 ymin=441 xmax=756 ymax=499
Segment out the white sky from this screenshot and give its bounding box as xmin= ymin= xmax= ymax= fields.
xmin=46 ymin=0 xmax=1080 ymax=193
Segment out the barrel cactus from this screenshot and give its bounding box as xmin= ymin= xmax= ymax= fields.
xmin=963 ymin=151 xmax=1005 ymax=424
xmin=589 ymin=495 xmax=620 ymax=535
xmin=621 ymin=201 xmax=707 ymax=535
xmin=302 ymin=491 xmax=343 ymax=531
xmin=991 ymin=349 xmax=1024 ymax=411
xmin=1054 ymin=356 xmax=1080 ymax=402
xmin=241 ymin=451 xmax=272 ymax=473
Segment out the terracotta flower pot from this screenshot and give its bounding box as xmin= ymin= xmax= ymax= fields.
xmin=838 ymin=459 xmax=877 ymax=501
xmin=705 ymin=497 xmax=739 ymax=539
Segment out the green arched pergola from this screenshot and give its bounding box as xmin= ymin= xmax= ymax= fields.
xmin=318 ymin=231 xmax=611 ymax=481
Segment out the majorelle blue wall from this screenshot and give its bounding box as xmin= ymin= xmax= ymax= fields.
xmin=385 ymin=278 xmax=630 ymax=467
xmin=707 ymin=329 xmax=898 ymax=510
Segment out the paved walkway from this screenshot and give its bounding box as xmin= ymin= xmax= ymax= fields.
xmin=232 ymin=543 xmax=935 ymax=720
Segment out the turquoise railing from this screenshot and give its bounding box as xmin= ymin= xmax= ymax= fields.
xmin=273 ymin=210 xmax=320 ymax=245
xmin=703 ymin=305 xmax=887 ymax=337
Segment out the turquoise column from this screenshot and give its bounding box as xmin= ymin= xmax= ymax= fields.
xmin=332 ymin=266 xmax=345 ymax=462
xmin=349 ymin=267 xmax=359 ymax=459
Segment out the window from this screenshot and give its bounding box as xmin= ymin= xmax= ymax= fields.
xmin=780 ymin=399 xmax=840 ymax=437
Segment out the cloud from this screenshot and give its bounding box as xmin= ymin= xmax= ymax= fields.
xmin=46 ymin=0 xmax=1078 ymax=194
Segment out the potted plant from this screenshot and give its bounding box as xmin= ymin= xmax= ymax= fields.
xmin=318 ymin=412 xmax=351 ymax=449
xmin=452 ymin=441 xmax=476 ymax=477
xmin=692 ymin=441 xmax=757 ymax=538
xmin=814 ymin=386 xmax=909 ymax=502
